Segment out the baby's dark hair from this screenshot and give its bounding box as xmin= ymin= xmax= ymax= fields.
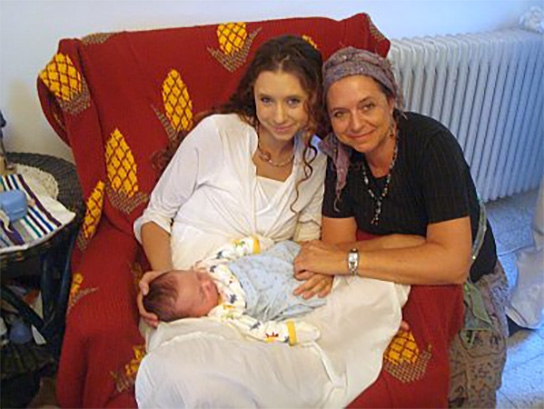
xmin=143 ymin=272 xmax=184 ymax=323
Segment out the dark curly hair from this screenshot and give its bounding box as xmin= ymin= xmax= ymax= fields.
xmin=153 ymin=35 xmax=325 ymax=210
xmin=142 ymin=272 xmax=180 ymax=323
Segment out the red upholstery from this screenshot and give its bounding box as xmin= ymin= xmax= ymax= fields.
xmin=37 ymin=13 xmax=462 ymax=408
xmin=350 ymin=231 xmax=464 ymax=408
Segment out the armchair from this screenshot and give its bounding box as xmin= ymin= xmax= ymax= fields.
xmin=37 ymin=13 xmax=463 ymax=407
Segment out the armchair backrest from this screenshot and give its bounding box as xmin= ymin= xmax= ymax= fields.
xmin=37 ymin=13 xmax=390 ymax=253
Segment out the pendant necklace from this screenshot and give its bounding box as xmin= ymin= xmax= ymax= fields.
xmin=361 ymin=134 xmax=399 ymax=225
xmin=257 ymin=141 xmax=295 ymax=167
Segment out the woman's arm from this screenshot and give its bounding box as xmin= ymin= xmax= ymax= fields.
xmin=320 ymin=216 xmax=425 ymax=251
xmin=137 ymin=222 xmax=174 ymax=328
xmin=136 ymin=118 xmax=223 ymax=326
xmin=294 ymin=216 xmax=472 ymax=285
xmin=141 ymin=222 xmax=173 ymax=271
xmin=293 ymin=148 xmax=327 ymax=242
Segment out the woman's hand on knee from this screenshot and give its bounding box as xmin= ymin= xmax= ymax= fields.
xmin=138 ymin=270 xmax=166 ymax=328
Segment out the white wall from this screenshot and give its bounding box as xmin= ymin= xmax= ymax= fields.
xmin=0 ymin=0 xmax=540 ymax=162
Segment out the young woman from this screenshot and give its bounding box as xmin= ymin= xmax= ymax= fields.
xmin=135 ymin=35 xmax=332 ymax=327
xmin=294 ymin=47 xmax=508 ymax=408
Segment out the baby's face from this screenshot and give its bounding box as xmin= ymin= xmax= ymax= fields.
xmin=173 ymin=270 xmax=219 ymax=318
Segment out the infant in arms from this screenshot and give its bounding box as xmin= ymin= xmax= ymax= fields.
xmin=143 ymin=238 xmax=326 ymax=344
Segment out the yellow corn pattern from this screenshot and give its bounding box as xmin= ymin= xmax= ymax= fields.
xmin=39 ymin=53 xmax=90 ymax=114
xmin=302 ymin=34 xmax=319 ymax=49
xmin=105 ymin=129 xmax=139 ymax=198
xmin=162 ymin=70 xmax=193 ymax=133
xmin=67 ymin=272 xmax=98 ymax=314
xmin=39 ymin=53 xmax=82 ymax=101
xmin=104 ymin=129 xmax=149 ymax=214
xmin=111 ymin=344 xmax=146 ymax=393
xmin=385 ymin=329 xmax=420 ymax=365
xmin=217 ymin=22 xmax=248 ymax=55
xmin=80 ymin=180 xmax=105 ymax=241
xmin=208 ymin=23 xmax=261 ymax=72
xmin=383 ymin=329 xmax=431 ymax=383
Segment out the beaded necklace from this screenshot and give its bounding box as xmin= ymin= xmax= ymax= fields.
xmin=361 ymin=134 xmax=399 ymax=225
xmin=257 ymin=141 xmax=295 ymax=167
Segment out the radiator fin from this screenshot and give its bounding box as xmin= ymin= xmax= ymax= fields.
xmin=389 ymin=29 xmax=543 ymax=202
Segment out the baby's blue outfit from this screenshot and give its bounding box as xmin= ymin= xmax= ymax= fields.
xmin=226 ymin=241 xmax=327 ymax=322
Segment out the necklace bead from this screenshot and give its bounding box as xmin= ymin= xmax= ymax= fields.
xmin=257 ymin=141 xmax=295 ymax=167
xmin=361 ymin=134 xmax=399 ymax=225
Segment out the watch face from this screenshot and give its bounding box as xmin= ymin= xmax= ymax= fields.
xmin=348 ymin=252 xmax=357 ymax=264
xmin=348 ymin=249 xmax=358 ymax=274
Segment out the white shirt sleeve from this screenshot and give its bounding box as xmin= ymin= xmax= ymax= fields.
xmin=293 ymin=180 xmax=324 ymax=242
xmin=293 ymin=140 xmax=327 ymax=242
xmin=133 ymin=117 xmax=223 ymax=242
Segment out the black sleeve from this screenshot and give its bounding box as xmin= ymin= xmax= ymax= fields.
xmin=419 ymin=125 xmax=471 ymax=224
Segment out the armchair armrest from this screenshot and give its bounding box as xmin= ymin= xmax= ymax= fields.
xmin=58 ymin=219 xmax=144 ymax=408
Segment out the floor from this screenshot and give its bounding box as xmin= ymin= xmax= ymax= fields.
xmin=487 ymin=188 xmax=544 ymax=409
xmin=13 ymin=188 xmax=544 ymax=408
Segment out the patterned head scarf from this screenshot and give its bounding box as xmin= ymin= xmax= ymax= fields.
xmin=319 ymin=47 xmax=403 ymax=207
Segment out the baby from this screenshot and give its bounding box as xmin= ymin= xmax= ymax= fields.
xmin=143 ymin=238 xmax=327 ymax=344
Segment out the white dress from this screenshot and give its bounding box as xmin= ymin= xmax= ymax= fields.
xmin=133 ymin=113 xmax=326 ymax=269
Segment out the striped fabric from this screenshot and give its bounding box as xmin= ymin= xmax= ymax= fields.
xmin=0 ymin=173 xmax=63 ymax=249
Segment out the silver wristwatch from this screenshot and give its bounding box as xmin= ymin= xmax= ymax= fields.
xmin=347 ymin=248 xmax=359 ymax=276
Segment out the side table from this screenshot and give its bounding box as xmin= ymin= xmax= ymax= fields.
xmin=0 ymin=152 xmax=84 ymax=359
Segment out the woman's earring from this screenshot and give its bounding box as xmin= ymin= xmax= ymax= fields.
xmin=389 ymin=122 xmax=396 ymax=138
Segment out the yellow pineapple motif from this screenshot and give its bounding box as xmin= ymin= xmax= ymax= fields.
xmin=217 ymin=22 xmax=248 ymax=55
xmin=208 ymin=23 xmax=262 ymax=72
xmin=385 ymin=329 xmax=420 ymax=365
xmin=81 ymin=32 xmax=115 ymax=46
xmin=105 ymin=129 xmax=139 ymax=198
xmin=39 ymin=54 xmax=81 ymax=102
xmin=105 ymin=129 xmax=149 ymax=214
xmin=162 ymin=70 xmax=193 ymax=133
xmin=39 ymin=53 xmax=90 ymax=115
xmin=302 ymin=35 xmax=319 ymax=50
xmin=70 ymin=273 xmax=85 ymax=299
xmin=67 ymin=272 xmax=98 ymax=314
xmin=124 ymin=345 xmax=146 ymax=378
xmin=77 ymin=180 xmax=105 ymax=250
xmin=111 ymin=344 xmax=146 ymax=393
xmin=383 ymin=329 xmax=431 ymax=383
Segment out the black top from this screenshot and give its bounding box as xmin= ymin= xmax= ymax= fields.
xmin=323 ymin=112 xmax=496 ymax=282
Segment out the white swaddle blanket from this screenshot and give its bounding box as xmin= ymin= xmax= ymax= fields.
xmin=136 ymin=275 xmax=410 ymax=408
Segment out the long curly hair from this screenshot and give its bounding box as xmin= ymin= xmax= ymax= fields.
xmin=154 ymin=35 xmax=326 ymax=209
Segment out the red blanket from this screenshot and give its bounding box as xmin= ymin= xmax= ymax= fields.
xmin=349 ymin=231 xmax=464 ymax=408
xmin=37 ymin=13 xmax=463 ymax=408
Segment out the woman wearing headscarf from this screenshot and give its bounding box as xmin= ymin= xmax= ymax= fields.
xmin=294 ymin=47 xmax=508 ymax=407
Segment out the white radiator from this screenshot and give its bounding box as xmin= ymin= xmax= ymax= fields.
xmin=388 ymin=29 xmax=544 ymax=202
